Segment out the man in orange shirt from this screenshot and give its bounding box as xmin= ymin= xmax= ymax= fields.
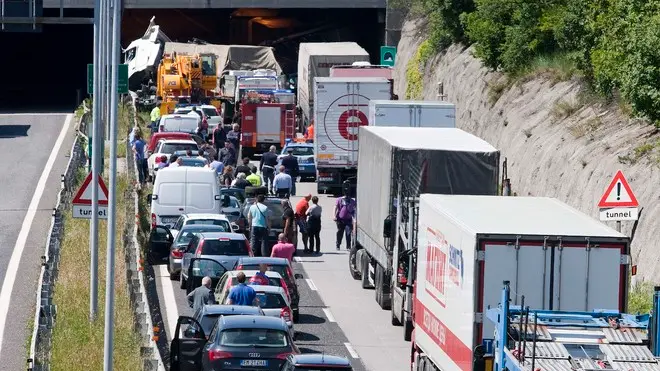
xmin=295 ymin=194 xmax=312 ymax=252
xmin=305 ymin=122 xmax=314 ymax=142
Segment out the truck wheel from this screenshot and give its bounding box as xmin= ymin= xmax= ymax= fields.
xmin=375 ymin=264 xmax=382 ymax=304
xmin=404 ymin=317 xmax=413 ymax=341
xmin=349 ymin=244 xmax=361 ymax=280
xmin=360 ymin=254 xmax=371 ymax=289
xmin=376 ymin=264 xmax=391 ymax=310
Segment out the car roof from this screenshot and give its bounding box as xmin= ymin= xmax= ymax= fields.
xmin=159 ymin=139 xmax=197 ymax=145
xmin=238 ymin=257 xmax=290 ymax=266
xmin=284 ymin=143 xmax=313 ymax=148
xmin=161 ymin=114 xmax=199 ymax=119
xmin=226 ymin=270 xmax=282 ymax=279
xmin=219 ymin=315 xmax=288 ymax=331
xmin=201 ymin=304 xmax=263 ymax=316
xmin=199 ymin=232 xmax=246 ymax=240
xmin=152 ymin=132 xmax=190 ymax=138
xmin=250 ymin=285 xmax=285 ymax=294
xmin=289 ymin=354 xmax=352 ymax=367
xmin=179 ymin=224 xmax=226 ymax=231
xmin=183 ymin=213 xmax=229 ymax=220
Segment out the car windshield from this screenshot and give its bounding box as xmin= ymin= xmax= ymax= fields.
xmin=185 ymin=219 xmax=230 ymax=231
xmin=241 ymin=264 xmax=288 ymax=279
xmin=287 ymin=147 xmax=313 ymax=156
xmin=254 ymin=292 xmax=286 ymax=309
xmin=181 ymin=158 xmax=206 ymax=167
xmin=218 ymin=328 xmax=288 ymax=348
xmin=202 ymin=239 xmax=248 ymax=256
xmin=175 ymin=228 xmax=223 ymax=244
xmin=160 ymin=143 xmax=198 ymax=154
xmin=202 ymin=108 xmax=218 ymax=117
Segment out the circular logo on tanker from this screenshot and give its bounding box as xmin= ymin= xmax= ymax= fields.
xmin=322 ymin=94 xmax=370 ymax=152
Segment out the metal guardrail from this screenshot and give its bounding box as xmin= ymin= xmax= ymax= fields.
xmin=27 ymin=110 xmax=87 ymax=371
xmin=124 ymin=96 xmax=166 ymax=371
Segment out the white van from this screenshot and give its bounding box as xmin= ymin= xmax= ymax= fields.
xmin=159 ymin=114 xmax=199 ymax=134
xmin=149 ymin=167 xmax=221 ymax=229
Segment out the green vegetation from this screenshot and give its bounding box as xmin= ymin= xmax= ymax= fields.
xmin=50 ymin=105 xmax=142 ymax=371
xmin=402 ymin=0 xmax=660 ymax=125
xmin=405 ymin=40 xmax=434 ymax=99
xmin=628 ymin=281 xmax=654 ymax=314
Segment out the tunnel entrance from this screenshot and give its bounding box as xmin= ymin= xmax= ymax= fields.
xmin=0 ymin=7 xmax=383 ymax=111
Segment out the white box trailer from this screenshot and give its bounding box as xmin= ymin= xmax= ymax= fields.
xmin=313 ymin=77 xmax=391 ymax=195
xmin=413 ymin=194 xmax=630 ymax=371
xmin=368 ymin=100 xmax=456 ymax=128
xmin=297 ymin=42 xmax=370 ymax=126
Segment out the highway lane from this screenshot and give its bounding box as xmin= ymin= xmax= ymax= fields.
xmin=0 ymin=113 xmax=77 ymax=371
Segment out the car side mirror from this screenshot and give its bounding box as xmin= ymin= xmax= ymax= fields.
xmin=214 ymin=194 xmax=221 ymax=201
xmin=294 ymin=273 xmax=303 ymax=279
xmin=383 ymin=215 xmax=393 ymax=239
xmin=230 ymin=223 xmax=240 ymax=232
xmin=147 ymin=194 xmax=155 ymax=205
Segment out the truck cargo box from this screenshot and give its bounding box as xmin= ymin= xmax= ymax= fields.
xmin=356 ymin=127 xmax=500 ymax=267
xmin=368 ymin=100 xmax=456 ymax=128
xmin=313 ymin=77 xmax=392 ymax=169
xmin=414 ymin=194 xmax=630 ymax=371
xmin=297 ymin=43 xmax=370 ymax=125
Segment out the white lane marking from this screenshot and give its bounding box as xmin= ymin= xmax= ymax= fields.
xmin=305 ymin=278 xmax=317 ymax=291
xmin=344 ymin=342 xmax=360 ymax=359
xmin=0 ymin=114 xmax=72 ymax=355
xmin=158 ymin=265 xmax=180 ymax=338
xmin=322 ymin=308 xmax=336 ymax=323
xmin=293 ymin=256 xmax=302 ymax=263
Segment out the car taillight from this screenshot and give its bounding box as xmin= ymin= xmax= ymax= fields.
xmin=208 ymin=349 xmax=233 ymax=361
xmin=195 ymin=243 xmax=202 ymax=255
xmin=151 ymin=214 xmax=156 ymax=229
xmin=155 ymin=156 xmax=161 ymax=164
xmin=280 ymin=306 xmax=291 ymax=322
xmin=246 ymin=241 xmax=253 ymax=257
xmin=280 ymin=279 xmax=291 ymax=300
xmin=236 ymin=265 xmax=243 ymax=270
xmin=171 ymin=249 xmax=184 ymax=259
xmin=274 ymin=351 xmax=292 ymax=360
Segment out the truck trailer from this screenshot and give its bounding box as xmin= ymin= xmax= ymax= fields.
xmin=297 ymin=42 xmax=370 ymax=127
xmin=313 ymin=77 xmax=392 ymax=195
xmin=369 ymin=100 xmax=456 ymax=128
xmin=410 ymin=194 xmax=631 ymax=371
xmin=351 ymin=126 xmax=500 ymax=332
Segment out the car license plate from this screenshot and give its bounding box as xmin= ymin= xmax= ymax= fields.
xmin=240 ymin=359 xmax=268 ymax=367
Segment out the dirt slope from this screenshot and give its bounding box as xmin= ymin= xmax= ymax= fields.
xmin=393 ymin=18 xmax=660 ymax=283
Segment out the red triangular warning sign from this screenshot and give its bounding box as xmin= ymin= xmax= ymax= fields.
xmin=72 ymin=172 xmax=109 ymax=206
xmin=598 ymin=170 xmax=638 ymax=208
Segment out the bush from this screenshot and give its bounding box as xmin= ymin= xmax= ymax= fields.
xmin=404 ymin=0 xmax=660 ymax=125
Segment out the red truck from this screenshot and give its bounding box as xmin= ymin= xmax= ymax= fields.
xmin=238 ymin=90 xmax=296 ymax=158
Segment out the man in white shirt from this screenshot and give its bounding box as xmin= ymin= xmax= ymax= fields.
xmin=273 ymin=165 xmax=292 ymax=198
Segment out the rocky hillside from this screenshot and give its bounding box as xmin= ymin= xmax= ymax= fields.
xmin=393 ymin=18 xmax=660 ymax=283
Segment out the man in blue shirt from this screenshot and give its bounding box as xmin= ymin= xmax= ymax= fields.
xmin=209 ymin=153 xmax=224 ymax=180
xmin=273 ymin=165 xmax=292 ymax=198
xmin=248 ymin=194 xmax=272 ymax=257
xmin=132 ymin=132 xmax=148 ymax=184
xmin=227 ymin=272 xmax=258 ymax=306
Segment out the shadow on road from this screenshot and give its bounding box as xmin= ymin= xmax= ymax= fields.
xmin=298 ymin=313 xmax=326 ymax=324
xmin=295 ymin=331 xmax=321 ymax=342
xmin=0 ymin=124 xmax=30 ymax=138
xmin=298 ymin=347 xmax=323 ymax=354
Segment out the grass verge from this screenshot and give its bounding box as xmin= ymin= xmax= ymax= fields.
xmin=628 ymin=281 xmax=654 ymax=314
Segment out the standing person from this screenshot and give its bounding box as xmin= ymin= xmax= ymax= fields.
xmin=273 ymin=166 xmax=292 ymax=198
xmin=246 ymin=166 xmax=262 ymax=187
xmin=226 ymin=124 xmax=241 ymax=152
xmin=169 ymin=154 xmax=180 ymax=167
xmin=304 ymin=121 xmax=314 ymax=142
xmin=186 ymin=276 xmax=216 ymax=312
xmin=150 ymin=98 xmax=162 ymax=134
xmin=132 ymin=132 xmax=148 ymax=184
xmin=212 ymin=124 xmax=227 ymax=154
xmin=248 ymin=194 xmax=272 ymax=257
xmin=221 ymin=166 xmax=234 ymax=187
xmin=260 ymin=146 xmax=278 ymax=194
xmin=280 ymin=147 xmax=300 ymax=196
xmin=219 ymin=140 xmax=237 ymax=167
xmin=271 ymin=233 xmax=295 ymax=262
xmin=281 ymin=200 xmax=295 ymax=246
xmin=306 ymin=196 xmax=322 ymax=253
xmin=209 ymin=153 xmax=224 ymax=178
xmin=295 ymin=194 xmax=311 ymax=252
xmin=227 ymin=272 xmax=258 ymax=306
xmin=248 ymin=264 xmax=270 ymax=285
xmin=333 ymin=189 xmax=356 ymax=251
xmin=235 ymin=157 xmax=252 ymax=176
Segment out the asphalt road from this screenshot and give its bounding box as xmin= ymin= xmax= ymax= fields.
xmin=149 ymin=173 xmax=411 ymax=371
xmin=0 ymin=113 xmax=77 ymax=371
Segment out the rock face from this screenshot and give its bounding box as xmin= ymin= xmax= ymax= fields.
xmin=393 ymin=18 xmax=660 ymax=283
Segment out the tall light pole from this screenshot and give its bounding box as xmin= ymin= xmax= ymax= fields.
xmin=103 ymin=0 xmax=121 ymax=367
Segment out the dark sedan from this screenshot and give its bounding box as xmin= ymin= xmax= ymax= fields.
xmin=192 ymin=305 xmax=265 ymax=336
xmin=238 ymin=196 xmax=298 ymax=252
xmin=170 ymin=315 xmax=298 ymax=371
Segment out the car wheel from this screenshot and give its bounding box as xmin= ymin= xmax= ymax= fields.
xmin=293 ymin=309 xmax=300 ymax=323
xmin=179 ymin=273 xmax=186 ymax=289
xmin=169 ymin=270 xmax=178 ymax=280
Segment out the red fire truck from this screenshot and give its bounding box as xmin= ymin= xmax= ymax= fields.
xmin=239 ymin=90 xmax=296 ymax=158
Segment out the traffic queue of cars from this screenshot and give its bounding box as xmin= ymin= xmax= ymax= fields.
xmin=144 ymin=112 xmax=347 ymax=370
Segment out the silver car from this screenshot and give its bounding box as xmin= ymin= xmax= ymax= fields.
xmin=167 ymin=224 xmax=227 ymax=279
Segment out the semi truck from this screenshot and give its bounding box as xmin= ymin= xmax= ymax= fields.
xmin=297 ymin=42 xmax=370 ymax=127
xmin=330 ymin=62 xmax=394 ymax=97
xmin=409 ymin=194 xmax=631 ymax=370
xmin=351 ymin=127 xmax=500 ymax=332
xmin=369 ymin=100 xmax=456 ymax=128
xmin=313 ymin=77 xmax=392 ymax=195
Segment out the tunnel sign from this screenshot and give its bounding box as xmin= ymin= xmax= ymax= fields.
xmin=598 ymin=170 xmax=638 ymax=221
xmin=380 ymin=46 xmax=396 ymax=67
xmin=87 ymin=63 xmax=129 ymax=95
xmin=72 ymin=172 xmax=109 ymax=219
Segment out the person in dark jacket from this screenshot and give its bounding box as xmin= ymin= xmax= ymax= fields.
xmin=226 ymin=123 xmax=241 ymax=151
xmin=260 ymin=146 xmax=279 ymax=194
xmin=187 ymin=276 xmax=216 ymax=312
xmin=213 ymin=124 xmax=227 ymax=153
xmin=219 ymin=140 xmax=237 ymax=167
xmin=235 ymin=157 xmax=252 ymax=176
xmin=280 ymin=148 xmax=299 ymax=196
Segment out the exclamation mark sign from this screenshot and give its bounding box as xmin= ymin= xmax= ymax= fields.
xmin=616 ymin=182 xmax=621 ymax=200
